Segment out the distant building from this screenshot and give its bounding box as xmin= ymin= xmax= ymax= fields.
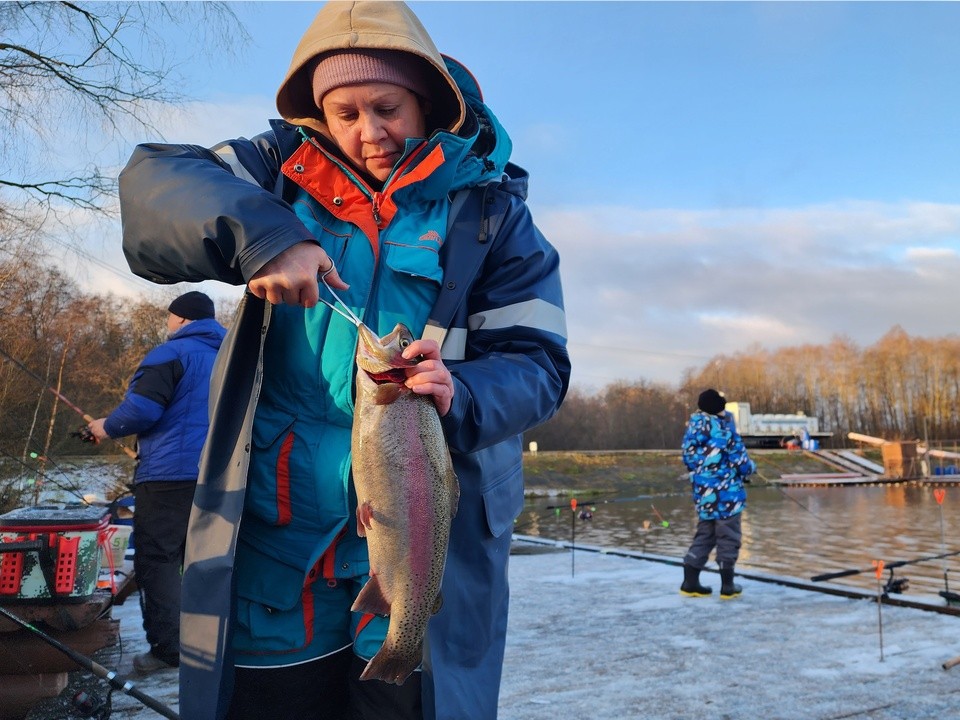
xmin=725 ymin=402 xmax=832 ymax=449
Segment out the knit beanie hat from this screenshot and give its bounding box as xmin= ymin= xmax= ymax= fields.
xmin=312 ymin=48 xmax=431 ymax=107
xmin=168 ymin=291 xmax=215 ymax=321
xmin=697 ymin=389 xmax=726 ymax=416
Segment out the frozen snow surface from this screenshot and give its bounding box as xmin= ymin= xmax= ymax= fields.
xmin=39 ymin=540 xmax=960 ymax=720
xmin=500 ymin=541 xmax=960 ymax=720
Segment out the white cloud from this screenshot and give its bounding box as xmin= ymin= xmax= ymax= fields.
xmin=533 ymin=199 xmax=960 ymax=389
xmin=904 ymin=246 xmax=959 ymax=261
xmin=45 ymin=90 xmax=960 ymax=392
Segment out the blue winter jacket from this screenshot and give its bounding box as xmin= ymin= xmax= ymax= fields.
xmin=104 ymin=318 xmax=226 ymax=483
xmin=681 ymin=410 xmax=756 ymax=520
xmin=116 ymin=6 xmax=570 ymax=716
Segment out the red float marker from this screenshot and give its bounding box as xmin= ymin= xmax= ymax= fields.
xmin=873 ymin=559 xmax=885 ymax=661
xmin=570 ymin=498 xmax=577 ymax=578
xmin=934 ymin=488 xmax=951 ymax=600
xmin=873 ymin=559 xmax=885 ymax=579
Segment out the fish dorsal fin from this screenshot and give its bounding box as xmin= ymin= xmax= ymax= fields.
xmin=432 ymin=592 xmax=443 ymax=615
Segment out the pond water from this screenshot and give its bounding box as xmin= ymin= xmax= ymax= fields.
xmin=6 ymin=458 xmax=959 ymax=606
xmin=1 ymin=456 xmax=133 ymax=508
xmin=516 ymin=483 xmax=960 ymax=604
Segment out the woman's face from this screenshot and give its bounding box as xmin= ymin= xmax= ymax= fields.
xmin=321 ymin=83 xmax=427 ymax=182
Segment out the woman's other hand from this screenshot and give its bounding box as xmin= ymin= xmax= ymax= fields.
xmin=402 ymin=339 xmax=453 ymax=417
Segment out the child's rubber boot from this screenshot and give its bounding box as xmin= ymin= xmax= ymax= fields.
xmin=719 ymin=564 xmax=742 ymax=599
xmin=680 ymin=564 xmax=713 ymax=597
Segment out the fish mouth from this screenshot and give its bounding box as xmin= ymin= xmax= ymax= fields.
xmin=365 ymin=368 xmax=408 ymax=385
xmin=356 ymin=323 xmax=419 ymax=385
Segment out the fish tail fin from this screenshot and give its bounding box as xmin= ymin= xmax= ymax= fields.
xmin=358 ymin=641 xmax=422 ymax=685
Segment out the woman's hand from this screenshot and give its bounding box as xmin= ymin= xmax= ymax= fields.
xmin=402 ymin=339 xmax=454 ymax=417
xmin=248 ymin=241 xmax=348 ymax=307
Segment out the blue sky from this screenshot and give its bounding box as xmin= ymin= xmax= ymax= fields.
xmin=62 ymin=2 xmax=960 ymax=391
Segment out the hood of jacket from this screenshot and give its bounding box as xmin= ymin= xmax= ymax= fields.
xmin=277 ymin=1 xmax=465 ymax=137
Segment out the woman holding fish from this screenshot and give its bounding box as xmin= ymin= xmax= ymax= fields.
xmin=117 ymin=2 xmax=570 ymax=719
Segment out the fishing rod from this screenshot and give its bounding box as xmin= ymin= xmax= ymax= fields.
xmin=811 ymin=549 xmax=960 ymax=583
xmin=0 ymin=344 xmax=138 ymax=460
xmin=543 ymin=491 xmax=686 ymax=510
xmin=0 ymin=605 xmax=180 ymax=720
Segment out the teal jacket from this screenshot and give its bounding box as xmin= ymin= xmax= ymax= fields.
xmin=119 ymin=51 xmax=569 ymax=720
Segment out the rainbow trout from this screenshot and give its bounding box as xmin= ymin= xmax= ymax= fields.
xmin=350 ymin=322 xmax=459 ymax=684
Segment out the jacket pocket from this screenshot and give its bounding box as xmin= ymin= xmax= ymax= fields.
xmin=383 ymin=236 xmax=444 ymax=284
xmin=481 ymin=460 xmax=524 ymax=538
xmin=234 ymin=541 xmax=313 ymax=654
xmin=248 ymin=410 xmax=297 ymax=526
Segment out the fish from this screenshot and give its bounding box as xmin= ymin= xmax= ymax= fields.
xmin=350 ymin=322 xmax=460 ymax=685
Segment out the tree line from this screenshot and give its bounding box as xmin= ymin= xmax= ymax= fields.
xmin=3 ymin=5 xmax=958 ymax=500
xmin=526 ymin=327 xmax=960 ymax=451
xmin=4 ymin=252 xmax=960 ymax=465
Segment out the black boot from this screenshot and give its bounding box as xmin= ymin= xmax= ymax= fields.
xmin=719 ymin=564 xmax=742 ymax=599
xmin=680 ymin=564 xmax=712 ymax=597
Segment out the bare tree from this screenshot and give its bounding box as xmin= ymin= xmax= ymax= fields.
xmin=0 ymin=1 xmax=247 ymax=226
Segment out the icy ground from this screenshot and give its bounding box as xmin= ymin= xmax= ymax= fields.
xmin=32 ymin=540 xmax=960 ymax=720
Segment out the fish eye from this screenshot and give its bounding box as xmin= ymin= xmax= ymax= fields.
xmin=399 ymin=338 xmax=410 ymax=348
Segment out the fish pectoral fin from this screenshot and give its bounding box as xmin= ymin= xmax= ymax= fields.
xmin=432 ymin=592 xmax=443 ymax=615
xmin=352 ymin=575 xmax=392 ymax=616
xmin=356 ymin=501 xmax=374 ymax=537
xmin=373 ymin=383 xmax=408 ymax=405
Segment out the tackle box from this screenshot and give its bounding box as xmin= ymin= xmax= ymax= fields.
xmin=0 ymin=505 xmax=110 ymax=603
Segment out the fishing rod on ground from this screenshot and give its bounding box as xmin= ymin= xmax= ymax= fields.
xmin=543 ymin=491 xmax=688 ymax=511
xmin=0 ymin=605 xmax=181 ymax=720
xmin=0 ymin=345 xmax=138 ymax=460
xmin=931 ymin=488 xmax=960 ymax=604
xmin=811 ymin=549 xmax=960 ymax=583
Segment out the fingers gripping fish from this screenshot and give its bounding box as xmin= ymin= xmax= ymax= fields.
xmin=350 ymin=322 xmax=460 ymax=685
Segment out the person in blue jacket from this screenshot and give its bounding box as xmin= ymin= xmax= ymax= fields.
xmin=116 ymin=2 xmax=570 ymax=719
xmin=679 ymin=388 xmax=756 ymax=599
xmin=88 ymin=291 xmax=226 ymax=674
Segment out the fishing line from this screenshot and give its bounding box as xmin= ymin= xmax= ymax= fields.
xmin=0 ymin=446 xmax=88 ymax=503
xmin=754 ymin=470 xmax=830 ymax=525
xmin=0 ymin=414 xmax=97 ymax=503
xmin=0 ymin=345 xmax=138 ymax=459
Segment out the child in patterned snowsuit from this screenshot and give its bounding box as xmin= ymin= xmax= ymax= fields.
xmin=679 ymin=389 xmax=756 ymax=598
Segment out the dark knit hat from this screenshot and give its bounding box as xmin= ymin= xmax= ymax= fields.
xmin=697 ymin=389 xmax=726 ymax=416
xmin=168 ymin=291 xmax=215 ymax=321
xmin=312 ymin=48 xmax=431 ymax=106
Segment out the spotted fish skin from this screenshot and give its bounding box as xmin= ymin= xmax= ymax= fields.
xmin=350 ymin=323 xmax=459 ymax=685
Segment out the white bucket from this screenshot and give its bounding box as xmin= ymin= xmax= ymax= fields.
xmin=101 ymin=524 xmax=133 ymax=569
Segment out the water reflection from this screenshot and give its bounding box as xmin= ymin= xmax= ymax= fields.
xmin=518 ymin=484 xmax=959 ymax=603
